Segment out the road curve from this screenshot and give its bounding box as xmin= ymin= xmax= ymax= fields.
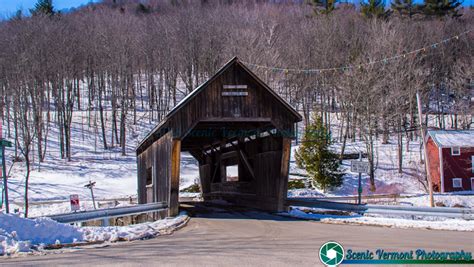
xmin=3 ymin=205 xmax=474 ymax=267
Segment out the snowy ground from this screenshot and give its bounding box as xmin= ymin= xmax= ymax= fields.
xmin=0 ymin=212 xmax=188 ymax=256
xmin=2 ymin=102 xmax=471 ymax=217
xmin=289 ymin=140 xmax=428 ymax=196
xmin=3 ymin=110 xmax=200 ymax=215
xmin=285 ymin=208 xmax=474 ymax=232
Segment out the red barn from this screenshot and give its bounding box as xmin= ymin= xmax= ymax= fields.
xmin=426 ymin=130 xmax=474 ymax=192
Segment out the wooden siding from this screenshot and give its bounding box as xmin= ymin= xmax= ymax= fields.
xmin=136 ymin=58 xmax=301 ymax=213
xmin=441 ymin=147 xmax=474 ymax=192
xmin=137 ymin=131 xmax=172 ymax=210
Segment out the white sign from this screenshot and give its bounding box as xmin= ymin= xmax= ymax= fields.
xmin=222 ymin=91 xmax=248 ymax=96
xmin=70 ymin=194 xmax=80 ymax=211
xmin=351 ymin=161 xmax=369 ymax=173
xmin=223 ymin=85 xmax=248 ymax=89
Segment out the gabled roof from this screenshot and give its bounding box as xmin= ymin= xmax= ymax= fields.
xmin=428 ymin=130 xmax=474 ymax=148
xmin=166 ymin=57 xmax=302 ymax=120
xmin=136 ymin=57 xmax=302 ymax=153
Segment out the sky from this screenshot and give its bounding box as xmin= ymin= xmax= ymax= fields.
xmin=0 ymin=0 xmax=99 ymax=17
xmin=0 ymin=0 xmax=472 ymax=17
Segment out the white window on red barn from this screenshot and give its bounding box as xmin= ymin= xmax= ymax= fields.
xmin=472 ymin=156 xmax=474 ymax=173
xmin=451 ymin=147 xmax=460 ymax=156
xmin=452 ymin=178 xmax=462 ymax=189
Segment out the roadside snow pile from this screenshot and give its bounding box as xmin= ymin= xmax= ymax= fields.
xmin=286 ymin=209 xmax=474 ymax=232
xmin=82 ymin=212 xmax=188 ymax=242
xmin=0 ymin=213 xmax=83 ymax=255
xmin=402 ymin=193 xmax=474 ymax=208
xmin=287 ymin=189 xmax=324 ymax=198
xmin=0 ymin=212 xmax=188 ymax=256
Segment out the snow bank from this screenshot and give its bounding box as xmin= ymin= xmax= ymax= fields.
xmin=285 ymin=209 xmax=474 ymax=232
xmin=0 ymin=212 xmax=188 ymax=256
xmin=0 ymin=213 xmax=83 ymax=255
xmin=402 ymin=193 xmax=474 ymax=208
xmin=82 ymin=213 xmax=188 ymax=242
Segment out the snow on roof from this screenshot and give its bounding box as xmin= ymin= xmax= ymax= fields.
xmin=428 ymin=130 xmax=474 ymax=148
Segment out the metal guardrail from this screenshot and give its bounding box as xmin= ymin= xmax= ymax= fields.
xmin=287 ymin=198 xmax=474 ymax=220
xmin=45 ymin=202 xmax=168 ymax=224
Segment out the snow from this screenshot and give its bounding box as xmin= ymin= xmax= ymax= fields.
xmin=401 ymin=192 xmax=474 ymax=208
xmin=289 ymin=139 xmax=429 ymax=197
xmin=3 ymin=110 xmax=200 ymax=216
xmin=81 ymin=212 xmax=188 ymax=243
xmin=428 ymin=130 xmax=474 ymax=148
xmin=0 ymin=212 xmax=188 ymax=256
xmin=285 ymin=209 xmax=474 ymax=232
xmin=0 ymin=213 xmax=83 ymax=255
xmin=0 ymin=73 xmax=469 ymax=218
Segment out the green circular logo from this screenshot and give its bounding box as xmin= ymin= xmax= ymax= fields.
xmin=319 ymin=241 xmax=344 ymax=267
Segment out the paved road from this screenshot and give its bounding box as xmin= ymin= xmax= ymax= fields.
xmin=4 ymin=204 xmax=474 ymax=266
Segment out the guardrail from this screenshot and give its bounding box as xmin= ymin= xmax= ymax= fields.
xmin=310 ymin=194 xmax=401 ymax=204
xmin=287 ymin=198 xmax=474 ymax=220
xmin=45 ymin=202 xmax=168 ymax=224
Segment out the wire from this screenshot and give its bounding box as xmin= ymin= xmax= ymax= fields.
xmin=242 ymin=29 xmax=473 ymax=74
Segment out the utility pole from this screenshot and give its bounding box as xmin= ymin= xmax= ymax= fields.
xmin=2 ymin=144 xmax=8 ymax=213
xmin=416 ymin=92 xmax=434 ymax=207
xmin=357 ymin=151 xmax=362 ymax=205
xmin=84 ymin=180 xmax=97 ymax=210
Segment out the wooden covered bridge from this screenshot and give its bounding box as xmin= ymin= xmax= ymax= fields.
xmin=136 ymin=57 xmax=302 ymax=216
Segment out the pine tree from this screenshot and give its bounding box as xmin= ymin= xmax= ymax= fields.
xmin=31 ymin=0 xmax=55 ymax=16
xmin=361 ymin=0 xmax=391 ymax=18
xmin=421 ymin=0 xmax=462 ymax=17
xmin=308 ymin=0 xmax=338 ymax=15
xmin=391 ymin=0 xmax=422 ymax=17
xmin=295 ymin=116 xmax=343 ymax=192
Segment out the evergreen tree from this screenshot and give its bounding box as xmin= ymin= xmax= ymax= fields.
xmin=31 ymin=0 xmax=55 ymax=16
xmin=421 ymin=0 xmax=462 ymax=17
xmin=391 ymin=0 xmax=422 ymax=17
xmin=361 ymin=0 xmax=391 ymax=18
xmin=136 ymin=3 xmax=152 ymax=15
xmin=308 ymin=0 xmax=338 ymax=15
xmin=295 ymin=116 xmax=343 ymax=192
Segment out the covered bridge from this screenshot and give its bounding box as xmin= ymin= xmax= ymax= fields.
xmin=136 ymin=57 xmax=302 ymax=216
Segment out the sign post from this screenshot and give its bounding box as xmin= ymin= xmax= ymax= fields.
xmin=351 ymin=153 xmax=369 ymax=205
xmin=0 ymin=127 xmax=12 ymax=213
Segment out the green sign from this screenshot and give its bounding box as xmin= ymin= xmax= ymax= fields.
xmin=319 ymin=241 xmax=345 ymax=267
xmin=0 ymin=139 xmax=12 ymax=147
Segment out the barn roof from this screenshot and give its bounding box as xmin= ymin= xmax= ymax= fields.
xmin=137 ymin=57 xmax=302 ymax=153
xmin=428 ymin=130 xmax=474 ymax=148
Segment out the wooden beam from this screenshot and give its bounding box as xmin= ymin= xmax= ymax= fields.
xmin=277 ymin=138 xmax=291 ymax=212
xmin=169 ymin=139 xmax=181 ymax=217
xmin=189 ymin=150 xmax=205 ymax=164
xmin=237 ymin=148 xmax=255 ymax=180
